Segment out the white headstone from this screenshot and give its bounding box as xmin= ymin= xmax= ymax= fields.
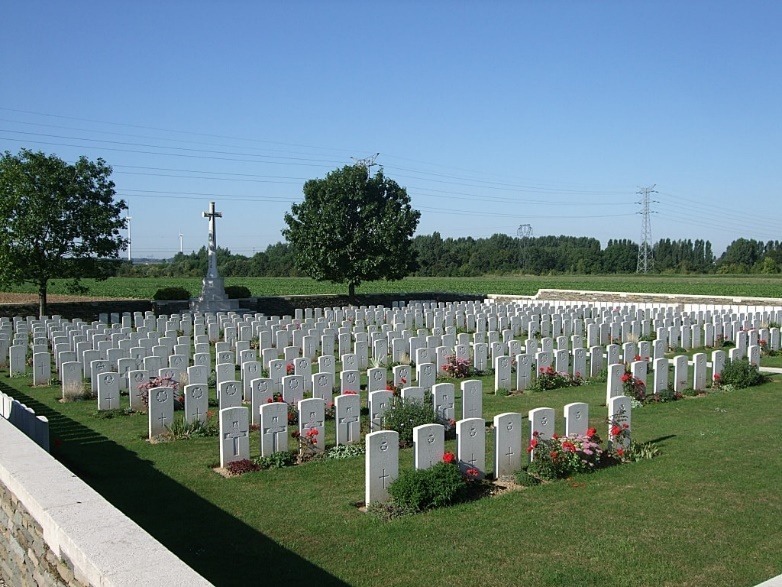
xmin=456 ymin=417 xmax=485 ymax=479
xmin=413 ymin=423 xmax=445 ymax=470
xmin=493 ymin=412 xmax=522 ymax=478
xmin=461 ymin=379 xmax=482 ymax=420
xmin=528 ymin=406 xmax=555 ymax=461
xmin=260 ymin=401 xmax=288 ymax=456
xmin=97 ymin=372 xmax=120 ymax=411
xmin=365 ymin=430 xmax=399 ymax=506
xmin=220 ymin=406 xmax=250 ymax=468
xmin=335 ymin=393 xmax=361 ymax=445
xmin=564 ymin=402 xmax=589 ymax=437
xmin=368 ymin=390 xmax=393 ymax=432
xmin=184 ymin=384 xmax=208 ymax=424
xmin=219 ymin=380 xmax=243 ymax=410
xmin=432 ymin=382 xmax=455 ymax=425
xmin=298 ymin=397 xmax=325 ymax=451
xmin=148 ymin=386 xmax=174 ymax=438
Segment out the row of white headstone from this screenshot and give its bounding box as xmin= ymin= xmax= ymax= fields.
xmin=364 ymin=395 xmax=632 ymax=505
xmin=0 ymin=390 xmax=49 ymax=451
xmin=4 ymin=302 xmax=778 ymax=383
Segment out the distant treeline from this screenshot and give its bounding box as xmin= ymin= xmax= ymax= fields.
xmin=117 ymin=235 xmax=782 ymax=278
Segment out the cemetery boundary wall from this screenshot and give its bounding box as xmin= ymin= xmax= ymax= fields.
xmin=0 ymin=293 xmax=485 ymax=321
xmin=488 ymin=289 xmax=782 ymax=314
xmin=0 ymin=417 xmax=212 ymax=587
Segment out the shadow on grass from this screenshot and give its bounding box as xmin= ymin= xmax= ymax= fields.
xmin=647 ymin=434 xmax=676 ymax=444
xmin=1 ymin=381 xmax=347 ymax=587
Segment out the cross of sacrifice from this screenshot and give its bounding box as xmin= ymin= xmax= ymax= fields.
xmin=202 ymin=202 xmax=222 ymax=279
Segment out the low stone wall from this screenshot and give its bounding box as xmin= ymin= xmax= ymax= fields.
xmin=1 ymin=293 xmax=485 ymax=321
xmin=0 ymin=300 xmax=154 ymax=322
xmin=0 ymin=418 xmax=212 ymax=587
xmin=487 ymin=289 xmax=782 ymax=314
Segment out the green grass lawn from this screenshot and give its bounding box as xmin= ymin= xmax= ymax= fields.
xmin=3 ymin=365 xmax=781 ymax=587
xmin=3 ymin=273 xmax=782 ymax=299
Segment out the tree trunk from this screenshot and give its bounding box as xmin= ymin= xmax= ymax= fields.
xmin=38 ymin=279 xmax=48 ymax=318
xmin=348 ymin=282 xmax=356 ymax=300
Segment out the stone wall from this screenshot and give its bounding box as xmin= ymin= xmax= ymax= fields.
xmin=487 ymin=289 xmax=782 ymax=313
xmin=0 ymin=300 xmax=154 ymax=322
xmin=1 ymin=293 xmax=485 ymax=322
xmin=0 ymin=479 xmax=85 ymax=587
xmin=0 ymin=418 xmax=212 ymax=587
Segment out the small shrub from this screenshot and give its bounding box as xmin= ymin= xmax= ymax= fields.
xmin=382 ymin=395 xmax=438 ymax=447
xmin=253 ymin=451 xmax=296 ymax=469
xmin=515 ymin=468 xmax=541 ymax=487
xmin=62 ymin=387 xmax=94 ymax=402
xmin=152 ymin=286 xmax=191 ymax=301
xmin=527 ymin=428 xmax=607 ymax=480
xmin=624 ymin=441 xmax=661 ymax=462
xmin=224 ymin=285 xmax=251 ymax=299
xmin=225 ymin=459 xmax=260 ymax=476
xmin=621 ymin=370 xmax=647 ymax=402
xmin=137 ymin=376 xmax=182 ymax=408
xmin=649 ymin=387 xmax=683 ymax=403
xmin=530 ymin=366 xmax=584 ymax=392
xmin=441 ymin=355 xmax=472 ymax=378
xmin=719 ymin=358 xmax=765 ymax=388
xmin=388 ymin=462 xmax=467 ymax=512
xmin=166 ymin=416 xmax=218 ymax=439
xmin=326 ymin=442 xmax=366 ymax=459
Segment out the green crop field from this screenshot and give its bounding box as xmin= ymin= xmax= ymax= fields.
xmin=3 ymin=273 xmax=782 ymax=300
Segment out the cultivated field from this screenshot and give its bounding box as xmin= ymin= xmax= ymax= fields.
xmin=2 ymin=273 xmax=782 ymax=301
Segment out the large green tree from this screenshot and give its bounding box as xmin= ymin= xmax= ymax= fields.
xmin=0 ymin=149 xmax=127 ymax=316
xmin=283 ymin=164 xmax=421 ymax=297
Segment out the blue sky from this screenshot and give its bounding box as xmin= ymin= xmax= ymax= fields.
xmin=1 ymin=1 xmax=780 ymax=259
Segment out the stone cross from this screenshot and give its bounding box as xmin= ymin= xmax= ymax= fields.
xmin=202 ymin=201 xmax=222 ymax=280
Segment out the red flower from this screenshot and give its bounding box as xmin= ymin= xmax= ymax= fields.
xmin=552 ymin=433 xmax=560 ymax=440
xmin=401 ymin=377 xmax=407 ymax=384
xmin=621 ymin=373 xmax=632 ymax=383
xmin=443 ymin=451 xmax=456 ymax=464
xmin=549 ymin=451 xmax=558 ymax=460
xmin=586 ymin=427 xmax=597 ymax=438
xmin=464 ymin=467 xmax=480 ymax=480
xmin=562 ymin=441 xmax=576 ymax=453
xmin=616 ymin=447 xmax=625 ymax=457
xmin=286 ymin=363 xmax=295 ymax=375
xmin=634 ymin=354 xmax=642 ymax=362
xmin=527 ymin=438 xmax=538 ymax=453
xmin=343 ymin=390 xmax=357 ymax=395
xmin=305 ymin=428 xmax=319 ymax=438
xmin=610 ymin=425 xmax=622 ymax=437
xmin=448 ymin=418 xmax=456 ymax=428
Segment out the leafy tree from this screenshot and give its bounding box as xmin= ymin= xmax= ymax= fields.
xmin=0 ymin=149 xmax=127 ymax=316
xmin=283 ymin=164 xmax=421 ymax=297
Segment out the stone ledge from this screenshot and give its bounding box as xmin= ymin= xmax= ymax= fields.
xmin=486 ymin=289 xmax=782 ymax=308
xmin=0 ymin=418 xmax=212 ymax=587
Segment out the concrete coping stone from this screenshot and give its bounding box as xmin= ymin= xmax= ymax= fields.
xmin=0 ymin=417 xmax=212 ymax=587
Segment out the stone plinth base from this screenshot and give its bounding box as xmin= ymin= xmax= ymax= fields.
xmin=191 ymin=275 xmax=238 ymax=313
xmin=189 ymin=298 xmax=240 ymax=313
